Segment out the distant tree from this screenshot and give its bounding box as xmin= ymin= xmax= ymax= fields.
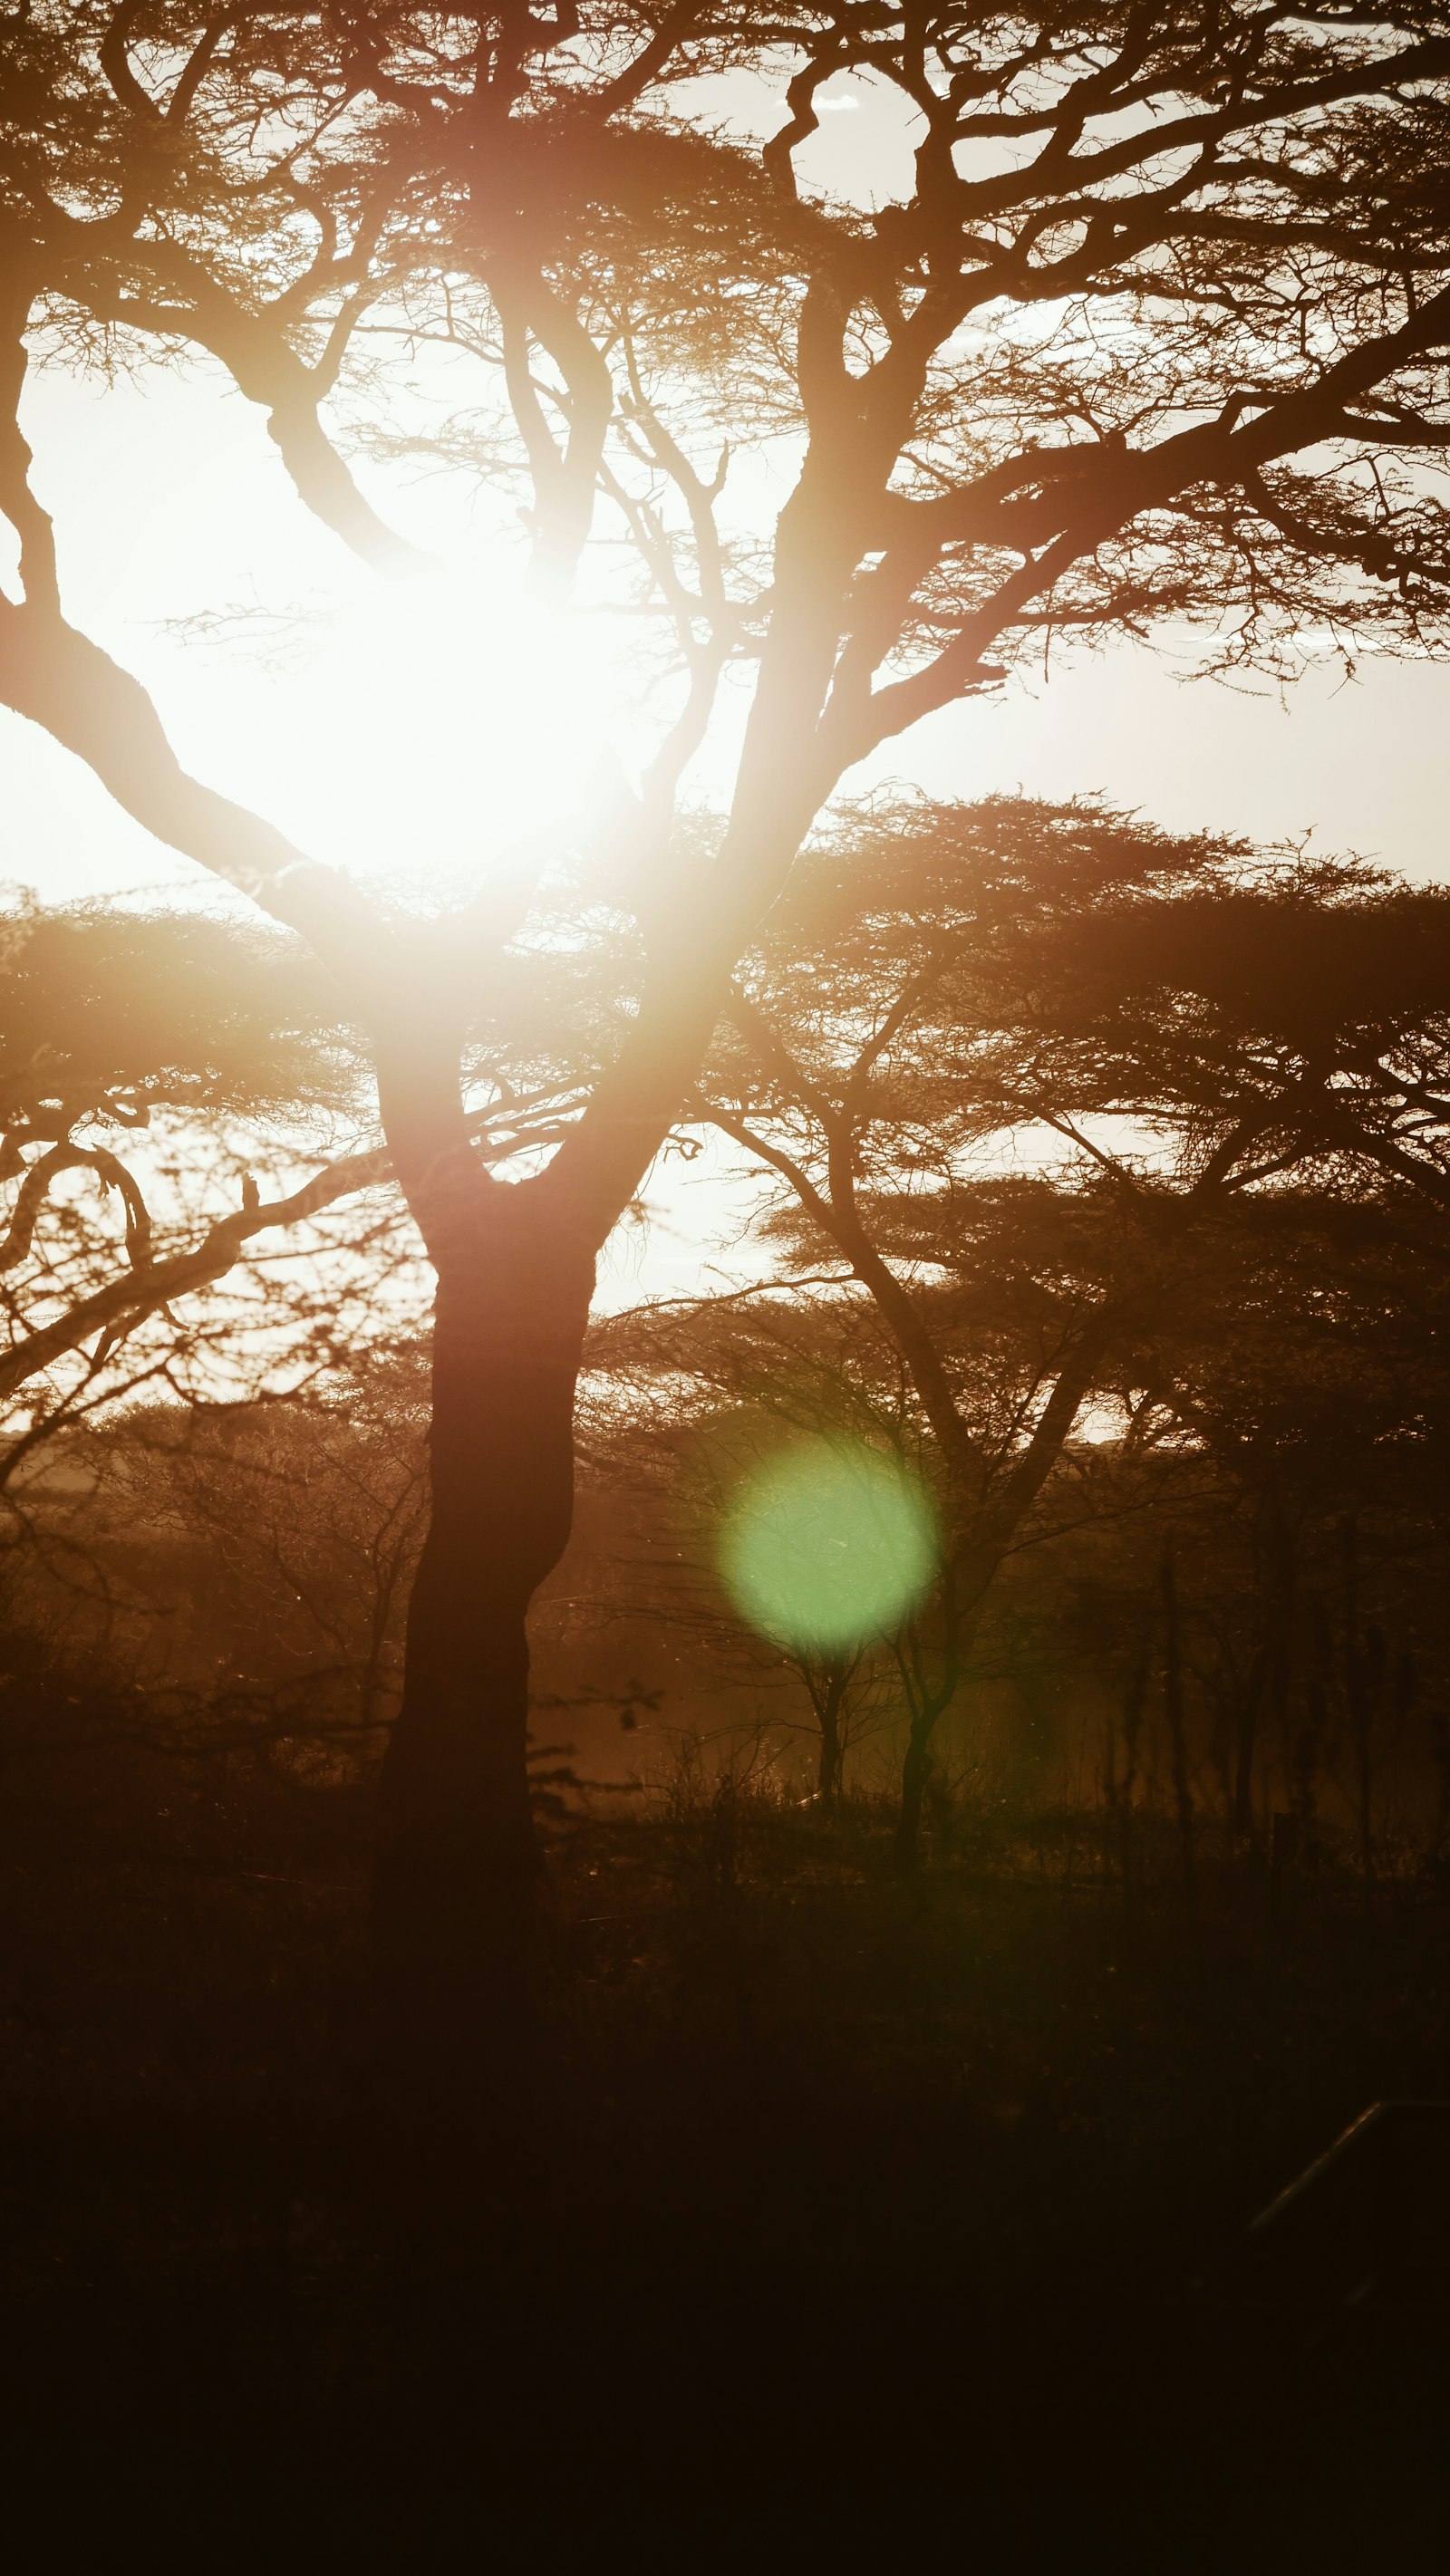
xmin=676 ymin=798 xmax=1300 ymax=1851
xmin=8 ymin=9 xmax=1450 ymax=2011
xmin=594 ymin=1288 xmax=917 ymax=1801
xmin=1036 ymin=865 xmax=1450 ymax=1857
xmin=604 ymin=800 xmax=1450 ymax=1852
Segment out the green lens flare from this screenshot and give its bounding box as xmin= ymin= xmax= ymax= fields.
xmin=719 ymin=1437 xmax=938 ymax=1653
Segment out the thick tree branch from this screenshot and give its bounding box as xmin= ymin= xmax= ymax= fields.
xmin=0 ymin=593 xmax=388 ymax=988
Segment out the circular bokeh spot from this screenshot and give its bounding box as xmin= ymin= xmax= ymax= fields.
xmin=719 ymin=1435 xmax=938 ymax=1653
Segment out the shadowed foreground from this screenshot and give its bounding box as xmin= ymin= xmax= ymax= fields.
xmin=1 ymin=1786 xmax=1446 ymax=2565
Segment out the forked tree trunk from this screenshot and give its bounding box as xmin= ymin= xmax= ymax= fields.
xmin=372 ymin=1175 xmax=594 ymax=2048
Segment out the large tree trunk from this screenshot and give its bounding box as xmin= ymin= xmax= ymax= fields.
xmin=372 ymin=1175 xmax=594 ymax=2048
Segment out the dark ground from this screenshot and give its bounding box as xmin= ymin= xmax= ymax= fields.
xmin=1 ymin=1791 xmax=1445 ymax=2568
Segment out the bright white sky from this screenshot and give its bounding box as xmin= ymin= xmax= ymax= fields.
xmin=7 ymin=347 xmax=1446 ymax=914
xmin=4 ymin=72 xmax=1448 ymax=1308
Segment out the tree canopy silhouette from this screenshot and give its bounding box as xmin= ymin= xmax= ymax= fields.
xmin=595 ymin=796 xmax=1450 ymax=1846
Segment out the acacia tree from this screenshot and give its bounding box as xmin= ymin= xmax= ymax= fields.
xmin=661 ymin=797 xmax=1332 ymax=1850
xmin=6 ymin=5 xmax=1450 ymax=2010
xmin=624 ymin=801 xmax=1450 ymax=1852
xmin=1055 ymin=863 xmax=1450 ymax=1843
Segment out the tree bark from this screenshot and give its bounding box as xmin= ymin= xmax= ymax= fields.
xmin=371 ymin=1176 xmax=594 ymax=2049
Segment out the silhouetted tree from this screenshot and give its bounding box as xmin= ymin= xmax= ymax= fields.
xmin=7 ymin=8 xmax=1450 ymax=2014
xmin=684 ymin=798 xmax=1351 ymax=1852
xmin=604 ymin=800 xmax=1450 ymax=1850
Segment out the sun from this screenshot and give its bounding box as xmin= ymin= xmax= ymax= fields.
xmin=170 ymin=553 xmax=627 ymax=912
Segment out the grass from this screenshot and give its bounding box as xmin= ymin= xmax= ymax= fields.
xmin=0 ymin=1769 xmax=1446 ymax=2564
